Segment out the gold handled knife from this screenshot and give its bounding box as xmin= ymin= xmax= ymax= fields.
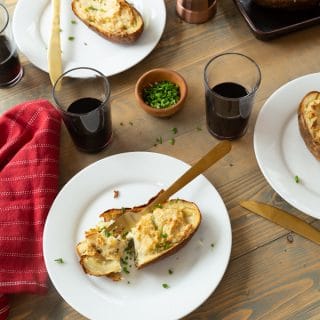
xmin=48 ymin=0 xmax=62 ymax=86
xmin=240 ymin=200 xmax=320 ymax=245
xmin=109 ymin=140 xmax=232 ymax=232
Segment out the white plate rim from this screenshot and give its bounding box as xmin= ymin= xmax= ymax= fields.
xmin=254 ymin=72 xmax=320 ymax=218
xmin=43 ymin=151 xmax=232 ymax=320
xmin=12 ymin=0 xmax=166 ymax=77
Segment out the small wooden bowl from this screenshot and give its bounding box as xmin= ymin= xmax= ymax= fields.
xmin=135 ymin=68 xmax=188 ymax=118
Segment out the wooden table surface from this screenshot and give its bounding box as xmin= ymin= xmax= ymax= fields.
xmin=2 ymin=0 xmax=320 ymax=319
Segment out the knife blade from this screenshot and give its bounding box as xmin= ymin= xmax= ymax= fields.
xmin=240 ymin=200 xmax=320 ymax=245
xmin=48 ymin=0 xmax=62 ymax=86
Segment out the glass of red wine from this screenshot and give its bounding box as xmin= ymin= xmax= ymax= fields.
xmin=204 ymin=52 xmax=261 ymax=140
xmin=52 ymin=67 xmax=113 ymax=153
xmin=0 ymin=4 xmax=23 ymax=87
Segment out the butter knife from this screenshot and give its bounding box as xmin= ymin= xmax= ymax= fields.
xmin=240 ymin=200 xmax=320 ymax=245
xmin=48 ymin=0 xmax=62 ymax=86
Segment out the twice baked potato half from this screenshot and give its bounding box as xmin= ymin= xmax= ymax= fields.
xmin=131 ymin=199 xmax=201 ymax=269
xmin=76 ymin=197 xmax=202 ymax=280
xmin=298 ymin=91 xmax=320 ymax=160
xmin=71 ymin=0 xmax=144 ymax=44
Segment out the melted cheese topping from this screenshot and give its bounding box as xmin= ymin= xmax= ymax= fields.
xmin=304 ymin=99 xmax=320 ymax=142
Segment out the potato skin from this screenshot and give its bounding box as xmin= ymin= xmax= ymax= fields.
xmin=298 ymin=91 xmax=320 ymax=160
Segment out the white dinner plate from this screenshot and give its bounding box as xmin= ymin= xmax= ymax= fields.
xmin=12 ymin=0 xmax=166 ymax=77
xmin=43 ymin=152 xmax=232 ymax=320
xmin=254 ymin=72 xmax=320 ymax=219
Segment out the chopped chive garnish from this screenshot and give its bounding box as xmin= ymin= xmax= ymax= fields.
xmin=123 ymin=266 xmax=130 ymax=274
xmin=162 ymin=283 xmax=170 ymax=289
xmin=294 ymin=175 xmax=300 ymax=183
xmin=168 ymin=269 xmax=173 ymax=275
xmin=169 ymin=138 xmax=175 ymax=145
xmin=171 ymin=127 xmax=178 ymax=134
xmin=104 ymin=229 xmax=111 ymax=237
xmin=160 ymin=233 xmax=168 ymax=238
xmin=54 ymin=258 xmax=64 ymax=264
xmin=211 ymin=243 xmax=215 ymax=248
xmin=68 ymin=36 xmax=75 ymax=41
xmin=143 ymin=80 xmax=180 ymax=109
xmin=86 ymin=5 xmax=98 ymax=10
xmin=71 ymin=20 xmax=77 ymax=24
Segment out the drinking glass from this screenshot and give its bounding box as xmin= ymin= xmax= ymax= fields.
xmin=52 ymin=67 xmax=113 ymax=153
xmin=0 ymin=4 xmax=23 ymax=87
xmin=204 ymin=52 xmax=261 ymax=140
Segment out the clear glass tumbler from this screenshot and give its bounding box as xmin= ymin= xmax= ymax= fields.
xmin=204 ymin=52 xmax=261 ymax=140
xmin=53 ymin=67 xmax=113 ymax=153
xmin=0 ymin=4 xmax=23 ymax=88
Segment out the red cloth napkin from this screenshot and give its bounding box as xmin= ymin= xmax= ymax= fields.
xmin=0 ymin=100 xmax=61 ymax=320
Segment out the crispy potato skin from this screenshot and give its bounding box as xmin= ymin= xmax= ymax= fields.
xmin=298 ymin=91 xmax=320 ymax=160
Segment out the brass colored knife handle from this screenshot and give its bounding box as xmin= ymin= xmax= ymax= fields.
xmin=144 ymin=140 xmax=232 ymax=212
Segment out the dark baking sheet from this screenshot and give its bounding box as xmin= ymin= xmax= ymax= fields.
xmin=233 ymin=0 xmax=320 ymax=40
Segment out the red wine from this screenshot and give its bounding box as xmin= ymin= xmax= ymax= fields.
xmin=205 ymin=82 xmax=251 ymax=140
xmin=0 ymin=35 xmax=23 ymax=87
xmin=64 ymin=97 xmax=112 ymax=153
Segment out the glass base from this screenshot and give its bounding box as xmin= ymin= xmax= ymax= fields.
xmin=206 ymin=124 xmax=248 ymax=140
xmin=76 ymin=131 xmax=113 ymax=154
xmin=0 ymin=67 xmax=23 ymax=88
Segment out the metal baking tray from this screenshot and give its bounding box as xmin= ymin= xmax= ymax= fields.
xmin=233 ymin=0 xmax=320 ymax=40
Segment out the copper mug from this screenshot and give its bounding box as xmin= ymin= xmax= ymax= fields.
xmin=176 ymin=0 xmax=217 ymax=24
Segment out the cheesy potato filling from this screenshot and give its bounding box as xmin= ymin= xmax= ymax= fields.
xmin=81 ymin=0 xmax=120 ymax=18
xmin=304 ymin=99 xmax=320 ymax=142
xmin=131 ymin=201 xmax=195 ymax=262
xmin=77 ymin=226 xmax=128 ymax=275
xmin=75 ymin=0 xmax=138 ymax=34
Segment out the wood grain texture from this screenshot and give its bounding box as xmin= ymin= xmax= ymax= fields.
xmin=1 ymin=0 xmax=320 ymax=319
